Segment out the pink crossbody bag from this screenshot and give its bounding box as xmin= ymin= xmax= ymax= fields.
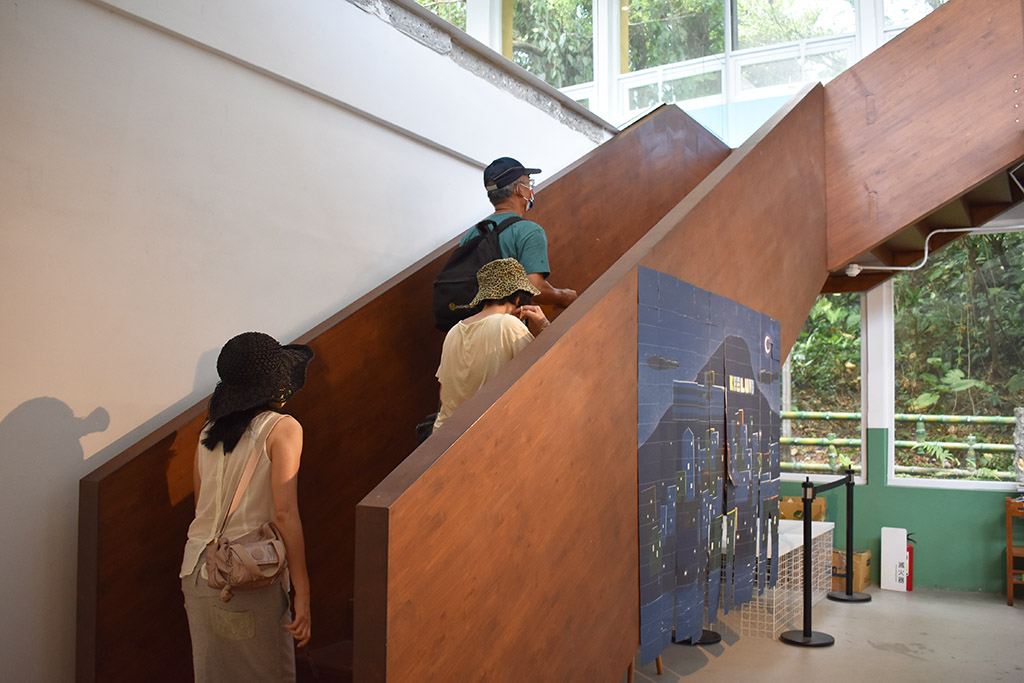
xmin=205 ymin=415 xmax=287 ymax=602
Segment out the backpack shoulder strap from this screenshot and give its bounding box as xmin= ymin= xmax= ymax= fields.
xmin=472 ymin=219 xmax=497 ymax=238
xmin=493 ymin=216 xmax=523 ymax=235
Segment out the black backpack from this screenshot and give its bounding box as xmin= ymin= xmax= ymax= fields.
xmin=433 ymin=215 xmax=522 ymax=331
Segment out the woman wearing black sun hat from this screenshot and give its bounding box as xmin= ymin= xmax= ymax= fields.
xmin=179 ymin=331 xmax=314 ymax=682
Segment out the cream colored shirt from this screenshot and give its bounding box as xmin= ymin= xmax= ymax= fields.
xmin=433 ymin=314 xmax=534 ymax=432
xmin=179 ymin=411 xmax=284 ymax=578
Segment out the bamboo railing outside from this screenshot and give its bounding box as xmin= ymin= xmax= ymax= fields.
xmin=781 ymin=410 xmax=1021 ymax=479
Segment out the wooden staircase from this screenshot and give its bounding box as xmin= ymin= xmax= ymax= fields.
xmin=77 ymin=104 xmax=729 ymax=682
xmin=352 ymin=2 xmax=1024 ymax=681
xmin=76 ymin=1 xmax=1024 ymax=681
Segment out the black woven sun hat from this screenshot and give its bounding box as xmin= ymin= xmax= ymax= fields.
xmin=208 ymin=332 xmax=314 ymax=421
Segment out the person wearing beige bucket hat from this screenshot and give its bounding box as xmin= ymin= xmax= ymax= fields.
xmin=433 ymin=258 xmax=550 ymax=432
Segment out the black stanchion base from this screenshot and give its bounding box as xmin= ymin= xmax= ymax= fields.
xmin=827 ymin=590 xmax=871 ymax=603
xmin=676 ymin=629 xmax=722 ymax=646
xmin=779 ymin=630 xmax=835 ymax=647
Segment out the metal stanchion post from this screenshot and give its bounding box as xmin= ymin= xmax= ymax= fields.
xmin=828 ymin=469 xmax=871 ymax=603
xmin=780 ymin=478 xmax=835 ymax=647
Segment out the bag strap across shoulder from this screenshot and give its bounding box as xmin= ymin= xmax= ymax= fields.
xmin=473 ymin=215 xmax=522 ymax=239
xmin=472 ymin=219 xmax=496 ymax=237
xmin=217 ymin=412 xmax=286 ymax=537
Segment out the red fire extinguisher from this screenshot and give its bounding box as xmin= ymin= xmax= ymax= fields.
xmin=907 ymin=533 xmax=916 ymax=591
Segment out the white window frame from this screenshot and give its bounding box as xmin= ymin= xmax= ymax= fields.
xmin=878 ymin=262 xmax=1019 ymax=492
xmin=781 ymin=291 xmax=867 ymax=486
xmin=454 ymin=1 xmax=950 ymax=129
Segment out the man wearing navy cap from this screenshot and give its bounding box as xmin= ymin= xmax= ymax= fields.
xmin=458 ymin=157 xmax=577 ymax=309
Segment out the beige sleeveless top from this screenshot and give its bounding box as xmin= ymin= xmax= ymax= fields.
xmin=433 ymin=313 xmax=533 ymax=432
xmin=179 ymin=411 xmax=285 ymax=578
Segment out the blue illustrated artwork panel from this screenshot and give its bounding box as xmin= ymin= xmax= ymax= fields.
xmin=637 ymin=266 xmax=780 ymax=664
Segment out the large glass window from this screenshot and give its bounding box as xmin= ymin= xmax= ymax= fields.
xmin=893 ymin=232 xmax=1024 ymax=483
xmin=663 ymin=71 xmax=722 ymax=101
xmin=626 ymin=0 xmax=725 ymax=72
xmin=626 ymin=67 xmax=723 ymax=113
xmin=739 ymin=48 xmax=848 ymax=90
xmin=784 ymin=293 xmax=862 ymax=477
xmin=735 ymin=0 xmax=855 ymax=51
xmin=416 ymin=0 xmax=467 ymax=31
xmin=884 ymin=0 xmax=946 ymax=30
xmin=513 ymin=0 xmax=594 ymax=88
xmin=417 ymin=0 xmax=958 ymax=144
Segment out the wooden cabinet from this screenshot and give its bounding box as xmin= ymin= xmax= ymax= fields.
xmin=1006 ymin=497 xmax=1024 ymax=606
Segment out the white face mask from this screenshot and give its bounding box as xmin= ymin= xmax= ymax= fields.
xmin=519 ymin=182 xmax=535 ymax=211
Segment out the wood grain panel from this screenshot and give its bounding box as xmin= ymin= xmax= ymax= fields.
xmin=78 ymin=105 xmax=728 ymax=681
xmin=354 ymin=87 xmax=828 ymax=682
xmin=638 ymin=84 xmax=828 ymax=355
xmin=535 ymin=107 xmax=732 ymax=300
xmin=78 ymin=405 xmax=205 ymax=682
xmin=822 ymin=271 xmax=891 ymax=294
xmin=359 ymin=273 xmax=639 ymax=682
xmin=824 ymin=0 xmax=1024 ymax=271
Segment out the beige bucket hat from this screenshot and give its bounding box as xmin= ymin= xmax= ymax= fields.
xmin=461 ymin=258 xmax=541 ymax=309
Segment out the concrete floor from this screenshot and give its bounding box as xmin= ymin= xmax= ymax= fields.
xmin=629 ymin=588 xmax=1024 ymax=682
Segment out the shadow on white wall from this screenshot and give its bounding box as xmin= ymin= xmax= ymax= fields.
xmin=0 ymin=398 xmax=108 ymax=680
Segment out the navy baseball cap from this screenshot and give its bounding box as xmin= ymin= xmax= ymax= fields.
xmin=484 ymin=157 xmax=541 ymax=191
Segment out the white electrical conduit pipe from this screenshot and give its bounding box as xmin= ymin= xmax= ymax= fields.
xmin=844 ymin=223 xmax=1024 ymax=277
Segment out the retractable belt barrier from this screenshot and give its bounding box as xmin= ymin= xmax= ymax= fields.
xmin=780 ymin=469 xmax=870 ymax=648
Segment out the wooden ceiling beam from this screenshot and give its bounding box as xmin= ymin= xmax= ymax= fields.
xmin=869 ymin=243 xmax=896 ymax=266
xmin=927 ymin=229 xmax=970 ymax=253
xmin=890 ymin=249 xmax=925 ymax=267
xmin=821 ymin=271 xmax=891 ymax=293
xmin=969 ymin=201 xmax=1013 ymax=226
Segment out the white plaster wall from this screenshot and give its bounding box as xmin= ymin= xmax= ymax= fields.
xmin=0 ymin=0 xmax=606 ymax=679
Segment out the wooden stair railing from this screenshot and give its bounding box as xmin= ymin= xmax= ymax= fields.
xmin=75 ymin=105 xmax=730 ymax=682
xmin=353 ymin=2 xmax=1024 ymax=680
xmin=354 ymin=81 xmax=829 ymax=683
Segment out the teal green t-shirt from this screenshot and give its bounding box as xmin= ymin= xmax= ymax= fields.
xmin=458 ymin=212 xmax=551 ymax=278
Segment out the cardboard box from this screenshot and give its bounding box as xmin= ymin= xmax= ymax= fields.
xmin=832 ymin=549 xmax=871 ymax=592
xmin=779 ymin=496 xmax=826 ymax=521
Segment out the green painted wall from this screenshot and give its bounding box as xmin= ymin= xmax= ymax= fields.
xmin=780 ymin=427 xmax=1011 ymax=594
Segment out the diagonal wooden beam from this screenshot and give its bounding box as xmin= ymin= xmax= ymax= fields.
xmin=825 ymin=0 xmax=1024 ymax=271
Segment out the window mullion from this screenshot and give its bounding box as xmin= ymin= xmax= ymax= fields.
xmin=864 ymin=280 xmax=895 ymax=485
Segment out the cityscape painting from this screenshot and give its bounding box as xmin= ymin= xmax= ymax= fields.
xmin=637 ymin=266 xmax=781 ymax=663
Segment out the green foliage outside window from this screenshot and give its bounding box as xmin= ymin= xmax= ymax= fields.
xmin=893 ymin=233 xmax=1024 ymax=477
xmin=415 ymin=1 xmax=945 ymax=107
xmin=416 ymin=0 xmax=467 ymax=31
xmin=513 ymin=0 xmax=594 ymax=88
xmin=791 ymin=294 xmax=862 ymax=411
xmin=663 ymin=71 xmax=722 ymax=101
xmin=895 ymin=234 xmax=1024 ymax=415
xmin=627 ymin=0 xmax=725 ymax=72
xmin=787 ymin=233 xmax=1024 ymax=480
xmin=787 ymin=293 xmax=862 ymax=470
xmin=736 ymin=0 xmax=854 ymax=51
